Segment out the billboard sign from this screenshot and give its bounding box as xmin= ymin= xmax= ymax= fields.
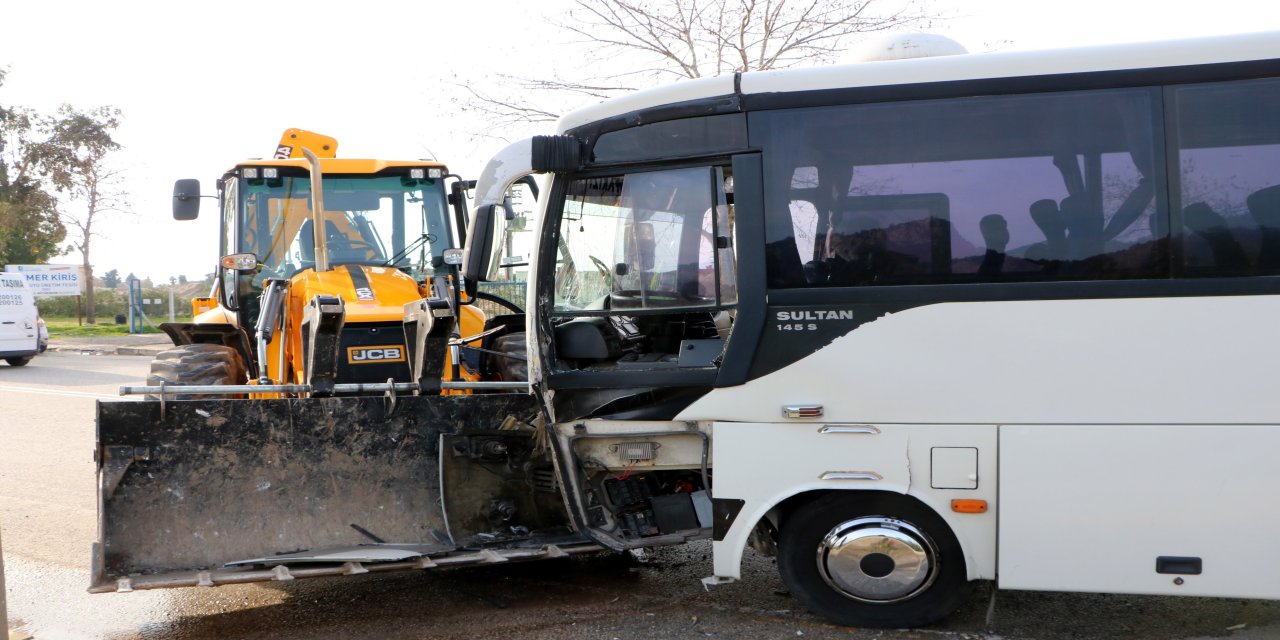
xmin=2 ymin=264 xmax=84 ymax=297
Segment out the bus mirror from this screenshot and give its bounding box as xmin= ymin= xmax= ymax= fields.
xmin=464 ymin=174 xmax=538 ymax=286
xmin=463 ymin=203 xmax=498 ymax=284
xmin=173 ymin=179 xmax=202 ymax=220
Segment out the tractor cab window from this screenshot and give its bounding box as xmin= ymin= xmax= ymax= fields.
xmin=238 ymin=172 xmax=451 ymax=283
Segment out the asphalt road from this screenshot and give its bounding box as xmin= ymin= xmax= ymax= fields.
xmin=4 ymin=351 xmax=1280 ymax=639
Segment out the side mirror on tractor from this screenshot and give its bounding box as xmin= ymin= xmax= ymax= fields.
xmin=173 ymin=179 xmax=202 ymax=220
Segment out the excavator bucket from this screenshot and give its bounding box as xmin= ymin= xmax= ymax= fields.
xmin=91 ymin=392 xmax=559 ymax=592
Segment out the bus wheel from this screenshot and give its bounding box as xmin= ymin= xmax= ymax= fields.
xmin=777 ymin=492 xmax=972 ymax=629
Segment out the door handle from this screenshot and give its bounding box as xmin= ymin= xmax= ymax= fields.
xmin=818 ymin=425 xmax=880 ymax=435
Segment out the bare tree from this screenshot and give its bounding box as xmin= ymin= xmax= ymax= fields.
xmin=454 ymin=0 xmax=944 ymax=131
xmin=454 ymin=75 xmax=642 ymax=133
xmin=40 ymin=105 xmax=127 ymax=324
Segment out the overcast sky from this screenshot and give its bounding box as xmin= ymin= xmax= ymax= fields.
xmin=2 ymin=0 xmax=1278 ymax=282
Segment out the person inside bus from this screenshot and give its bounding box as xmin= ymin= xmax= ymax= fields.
xmin=1059 ymin=194 xmax=1104 ymax=262
xmin=1024 ymin=198 xmax=1068 ymax=273
xmin=1184 ymin=202 xmax=1249 ymax=271
xmin=1246 ymin=184 xmax=1280 ymax=271
xmin=977 ymin=213 xmax=1009 ymax=279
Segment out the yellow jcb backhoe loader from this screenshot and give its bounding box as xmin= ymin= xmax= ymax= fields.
xmin=145 ymin=129 xmax=516 ymax=398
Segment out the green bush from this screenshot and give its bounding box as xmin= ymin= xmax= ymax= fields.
xmin=38 ymin=288 xmax=196 ymax=323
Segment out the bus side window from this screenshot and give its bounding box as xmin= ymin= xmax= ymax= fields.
xmin=1174 ymin=77 xmax=1280 ymax=276
xmin=757 ymin=87 xmax=1169 ymax=287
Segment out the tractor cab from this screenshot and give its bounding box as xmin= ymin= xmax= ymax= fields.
xmin=161 ymin=129 xmax=488 ymax=392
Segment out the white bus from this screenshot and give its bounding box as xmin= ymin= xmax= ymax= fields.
xmin=461 ymin=30 xmax=1280 ymax=627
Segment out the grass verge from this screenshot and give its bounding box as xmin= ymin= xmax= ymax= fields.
xmin=44 ymin=318 xmax=192 ymax=337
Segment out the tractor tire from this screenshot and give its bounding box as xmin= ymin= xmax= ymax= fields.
xmin=145 ymin=343 xmax=248 ymax=400
xmin=491 ymin=332 xmax=528 ymax=382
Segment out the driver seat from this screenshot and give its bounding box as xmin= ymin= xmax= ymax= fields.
xmin=324 ymin=220 xmax=370 ymax=263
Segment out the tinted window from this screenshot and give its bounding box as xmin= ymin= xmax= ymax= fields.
xmin=593 ymin=114 xmax=748 ymax=164
xmin=1173 ymin=77 xmax=1280 ymax=275
xmin=756 ymin=88 xmax=1167 ymax=287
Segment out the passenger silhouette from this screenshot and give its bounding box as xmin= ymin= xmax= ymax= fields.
xmin=1059 ymin=194 xmax=1103 ymax=261
xmin=978 ymin=214 xmax=1009 ymax=278
xmin=1246 ymin=185 xmax=1280 ymax=270
xmin=1184 ymin=202 xmax=1249 ymax=270
xmin=1025 ymin=199 xmax=1068 ymax=272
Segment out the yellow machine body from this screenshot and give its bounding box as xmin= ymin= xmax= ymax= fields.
xmin=166 ymin=130 xmax=486 ymax=396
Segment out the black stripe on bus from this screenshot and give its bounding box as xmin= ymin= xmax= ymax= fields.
xmin=746 ymin=276 xmax=1280 ymax=381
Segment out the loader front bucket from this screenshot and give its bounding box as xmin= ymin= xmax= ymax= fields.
xmin=92 ymin=393 xmax=541 ymax=592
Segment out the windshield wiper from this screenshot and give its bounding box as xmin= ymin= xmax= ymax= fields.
xmin=383 ymin=233 xmax=435 ymax=267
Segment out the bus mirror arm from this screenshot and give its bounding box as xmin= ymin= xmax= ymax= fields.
xmin=531 ymin=135 xmax=581 ymax=173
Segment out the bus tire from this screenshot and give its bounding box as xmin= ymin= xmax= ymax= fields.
xmin=777 ymin=492 xmax=972 ymax=629
xmin=145 ymin=343 xmax=248 ymax=400
xmin=5 ymin=356 xmax=32 ymax=367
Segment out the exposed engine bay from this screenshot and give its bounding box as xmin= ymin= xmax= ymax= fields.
xmin=555 ymin=420 xmax=714 ymax=549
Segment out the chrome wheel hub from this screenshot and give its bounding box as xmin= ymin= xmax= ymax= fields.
xmin=817 ymin=516 xmax=939 ymax=603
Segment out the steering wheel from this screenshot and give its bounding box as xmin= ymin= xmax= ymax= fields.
xmin=609 ymin=286 xmax=714 ymax=309
xmin=327 ymin=239 xmax=378 ymax=261
xmin=608 ymin=289 xmax=683 ymax=310
xmin=610 ymin=289 xmax=682 ymax=299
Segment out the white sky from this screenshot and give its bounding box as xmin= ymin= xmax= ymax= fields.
xmin=1 ymin=0 xmax=1278 ymax=282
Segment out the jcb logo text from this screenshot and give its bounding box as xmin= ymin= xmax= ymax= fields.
xmin=347 ymin=346 xmax=405 ymax=364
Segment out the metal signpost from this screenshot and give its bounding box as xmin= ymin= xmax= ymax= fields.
xmin=1 ymin=525 xmax=9 ymax=638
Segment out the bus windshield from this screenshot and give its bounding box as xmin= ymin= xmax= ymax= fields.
xmin=554 ymin=166 xmax=737 ymax=313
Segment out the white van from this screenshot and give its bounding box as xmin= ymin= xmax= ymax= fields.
xmin=0 ymin=274 xmax=40 ymax=367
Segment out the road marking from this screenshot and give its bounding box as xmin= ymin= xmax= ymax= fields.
xmin=0 ymin=385 xmax=118 ymax=399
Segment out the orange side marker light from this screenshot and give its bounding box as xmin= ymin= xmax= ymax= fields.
xmin=951 ymin=499 xmax=988 ymax=514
